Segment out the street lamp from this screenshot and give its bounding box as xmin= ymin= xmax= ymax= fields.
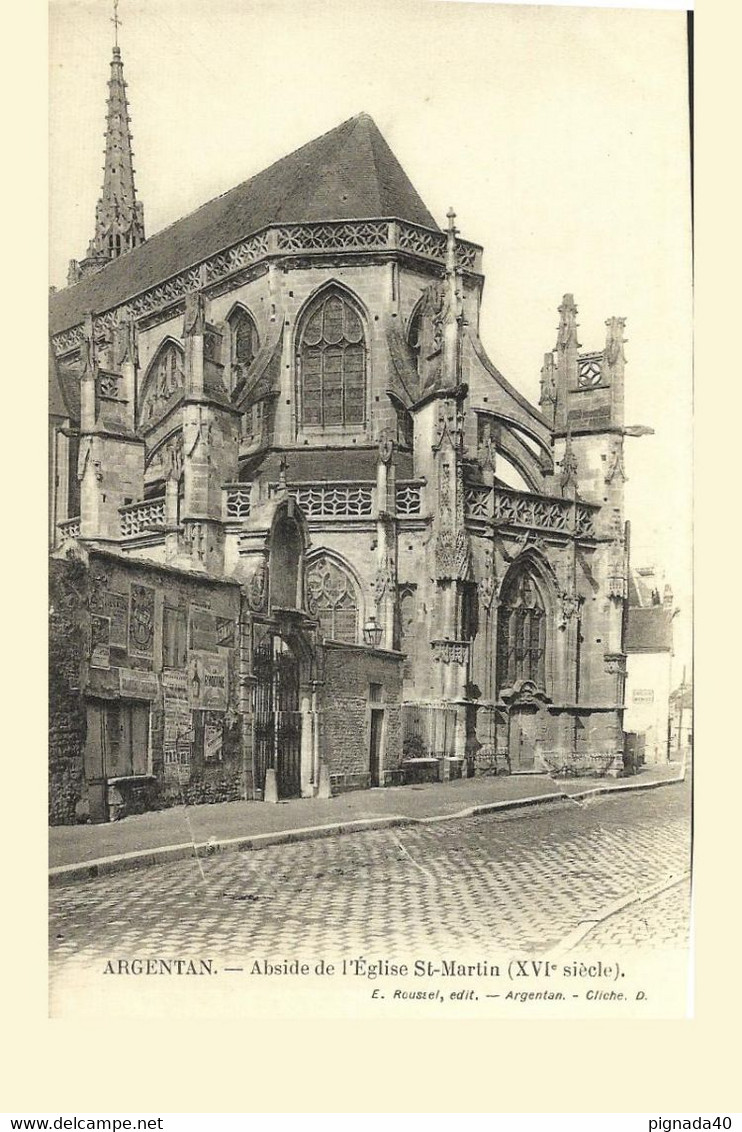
xmin=363 ymin=615 xmax=383 ymax=648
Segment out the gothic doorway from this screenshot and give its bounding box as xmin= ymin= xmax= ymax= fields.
xmin=507 ymin=703 xmax=539 ymax=773
xmin=253 ymin=632 xmax=303 ymax=799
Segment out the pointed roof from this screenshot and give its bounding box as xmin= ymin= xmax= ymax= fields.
xmin=51 ymin=114 xmax=438 ymax=335
xmin=72 ymin=44 xmax=145 ymax=281
xmin=90 ymin=46 xmax=146 ymax=254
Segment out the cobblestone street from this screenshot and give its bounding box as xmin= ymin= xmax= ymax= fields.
xmin=50 ymin=778 xmax=691 ymax=985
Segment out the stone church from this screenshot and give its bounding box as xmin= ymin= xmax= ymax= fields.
xmin=49 ymin=37 xmax=638 ymax=823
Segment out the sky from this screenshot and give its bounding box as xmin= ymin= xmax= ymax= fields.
xmin=48 ymin=0 xmax=693 ymax=674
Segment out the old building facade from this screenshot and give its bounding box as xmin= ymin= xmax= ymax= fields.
xmin=49 ymin=40 xmax=640 ymax=822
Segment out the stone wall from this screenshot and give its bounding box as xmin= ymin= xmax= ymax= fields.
xmin=320 ymin=643 xmax=403 ymax=789
xmin=49 ymin=549 xmax=246 ymax=824
xmin=49 ymin=556 xmax=87 ymax=824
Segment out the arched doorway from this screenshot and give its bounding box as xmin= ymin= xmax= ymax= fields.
xmin=253 ymin=630 xmax=302 ymax=799
xmin=496 ymin=559 xmax=551 ymax=773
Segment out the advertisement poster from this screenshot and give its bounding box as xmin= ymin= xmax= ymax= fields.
xmin=216 ymin=615 xmax=235 ymax=649
xmin=90 ymin=589 xmax=129 ymax=648
xmin=188 ymin=650 xmax=228 ymax=711
xmin=203 ymin=716 xmax=224 ymax=761
xmin=189 ymin=606 xmax=217 ymax=652
xmin=89 ymin=613 xmax=111 ymax=669
xmin=162 ymin=668 xmax=192 ymax=745
xmin=118 ymin=668 xmax=159 ymax=699
xmin=128 ymin=582 xmax=156 ymax=658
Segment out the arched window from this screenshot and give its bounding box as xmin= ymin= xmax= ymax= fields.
xmin=407 ymin=301 xmax=424 ymax=378
xmin=305 ymin=556 xmax=359 ymax=644
xmin=228 ymin=307 xmax=259 ymax=391
xmin=496 ymin=566 xmax=547 ymax=691
xmin=154 ymin=343 xmax=182 ymax=396
xmin=270 ymin=514 xmax=303 ymax=611
xmin=299 ymin=290 xmax=366 ymax=428
xmin=141 ymin=340 xmax=184 ymax=424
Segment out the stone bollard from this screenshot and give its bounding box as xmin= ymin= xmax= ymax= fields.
xmin=317 ymin=762 xmax=332 ymax=800
xmin=263 ymin=767 xmax=279 ymax=804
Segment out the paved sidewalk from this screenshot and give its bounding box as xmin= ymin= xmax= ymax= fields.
xmin=49 ymin=761 xmax=684 ymax=881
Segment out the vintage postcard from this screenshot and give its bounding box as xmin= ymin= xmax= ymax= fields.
xmin=47 ymin=0 xmax=693 ymax=1023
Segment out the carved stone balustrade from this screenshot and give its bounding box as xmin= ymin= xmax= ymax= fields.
xmin=51 ymin=219 xmax=483 ymax=356
xmin=395 ymin=481 xmax=424 ymax=518
xmin=97 ymin=370 xmax=123 ymax=401
xmin=57 ymin=516 xmax=81 ymax=541
xmin=464 ymin=484 xmax=492 ymax=520
xmin=575 ymin=504 xmax=597 ymax=539
xmin=264 ymin=479 xmax=425 ymax=521
xmin=119 ymin=497 xmax=166 ymax=537
xmin=491 ymin=487 xmax=599 ymax=539
xmin=223 ymin=483 xmax=253 ymax=521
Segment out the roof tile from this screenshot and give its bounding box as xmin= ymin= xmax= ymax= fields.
xmin=50 ymin=114 xmax=438 ymax=336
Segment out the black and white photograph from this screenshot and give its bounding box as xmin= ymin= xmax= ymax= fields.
xmin=47 ymin=0 xmax=693 ymax=1020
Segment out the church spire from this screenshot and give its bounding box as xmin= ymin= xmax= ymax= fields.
xmin=68 ymin=1 xmax=145 ymax=285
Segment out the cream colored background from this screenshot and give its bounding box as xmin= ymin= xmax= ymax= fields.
xmin=1 ymin=0 xmax=737 ymax=1114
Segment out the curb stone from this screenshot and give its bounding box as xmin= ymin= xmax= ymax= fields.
xmin=48 ymin=764 xmax=686 ymax=887
xmin=545 ymin=869 xmax=691 ymax=957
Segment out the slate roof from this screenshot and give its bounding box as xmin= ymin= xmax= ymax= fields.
xmin=239 ymin=447 xmax=415 ymax=484
xmin=624 ymin=606 xmax=673 ymax=653
xmin=50 ymin=114 xmax=439 ymax=336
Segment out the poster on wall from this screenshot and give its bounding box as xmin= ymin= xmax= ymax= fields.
xmin=164 ymin=740 xmax=191 ymax=785
xmin=118 ymin=668 xmax=158 ymax=699
xmin=203 ymin=715 xmax=224 ymax=761
xmin=189 ymin=606 xmax=217 ymax=652
xmin=128 ymin=583 xmax=156 ymax=659
xmin=216 ymin=616 xmax=235 ymax=649
xmin=90 ymin=591 xmax=128 ymax=649
xmin=89 ymin=614 xmax=111 ymax=669
xmin=188 ymin=650 xmax=228 ymax=710
xmin=162 ymin=668 xmax=192 ymax=746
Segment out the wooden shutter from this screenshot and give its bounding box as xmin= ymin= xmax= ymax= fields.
xmin=163 ymin=606 xmax=187 ymax=669
xmin=83 ymin=703 xmax=105 ymax=780
xmin=130 ymin=703 xmax=150 ymax=776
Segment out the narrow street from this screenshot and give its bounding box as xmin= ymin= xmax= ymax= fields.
xmin=50 ymin=777 xmax=691 ymax=982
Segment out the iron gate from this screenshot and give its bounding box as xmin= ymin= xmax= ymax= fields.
xmin=253 ymin=632 xmax=302 ymax=799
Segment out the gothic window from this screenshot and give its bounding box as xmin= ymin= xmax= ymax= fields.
xmin=299 ymin=291 xmax=366 ymax=428
xmin=228 ymin=307 xmax=259 ymax=392
xmin=142 ymin=341 xmax=184 ymax=423
xmin=496 ymin=567 xmax=547 ymax=692
xmin=306 ymin=556 xmax=359 ymax=644
xmin=407 ymin=302 xmax=423 ymax=375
